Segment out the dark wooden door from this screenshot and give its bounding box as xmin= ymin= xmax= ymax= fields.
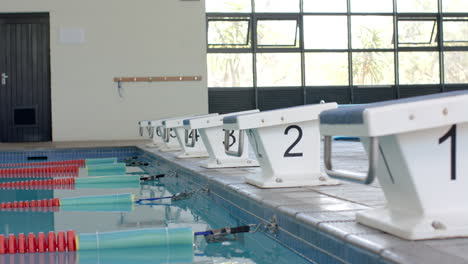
xmin=0 ymin=13 xmax=51 ymax=142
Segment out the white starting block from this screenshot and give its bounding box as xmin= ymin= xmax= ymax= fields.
xmin=147 ymin=119 xmax=166 ymax=148
xmin=163 ymin=114 xmax=218 ymax=158
xmin=319 ymin=90 xmax=468 ymax=240
xmin=184 ymin=110 xmax=260 ymax=169
xmin=138 ymin=120 xmax=165 ymax=148
xmin=138 ymin=120 xmax=151 ymax=138
xmin=158 ymin=116 xmax=190 ymax=152
xmin=223 ymin=103 xmax=339 ymax=188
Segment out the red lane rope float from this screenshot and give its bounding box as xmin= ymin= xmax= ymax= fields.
xmin=0 ymin=165 xmax=79 ymax=178
xmin=0 ymin=198 xmax=60 ymax=210
xmin=0 ymin=159 xmax=85 ymax=168
xmin=0 ymin=178 xmax=75 ymax=190
xmin=0 ymin=231 xmax=76 ymax=254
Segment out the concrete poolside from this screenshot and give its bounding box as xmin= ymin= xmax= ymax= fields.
xmin=141 ymin=140 xmax=468 ymax=264
xmin=1 ymin=140 xmax=467 ymax=264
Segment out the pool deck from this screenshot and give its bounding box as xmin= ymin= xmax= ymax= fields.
xmin=1 ymin=140 xmax=467 ymax=264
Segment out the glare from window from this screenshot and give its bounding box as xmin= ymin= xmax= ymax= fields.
xmin=305 ymin=53 xmax=349 ymax=85
xmin=303 ymin=0 xmax=347 ymax=12
xmin=208 ymin=53 xmax=253 ymax=87
xmin=254 ymin=0 xmax=300 ymax=12
xmin=443 ymin=19 xmax=468 ymax=46
xmin=257 ymin=20 xmax=299 ymax=47
xmin=352 ymin=16 xmax=394 ymax=49
xmin=399 ymin=52 xmax=440 ymax=84
xmin=304 ymin=16 xmax=348 ymax=49
xmin=444 ymin=52 xmax=468 ymax=84
xmin=397 ymin=0 xmax=438 ymax=12
xmin=256 ymin=53 xmax=302 ymax=87
xmin=206 ymin=0 xmax=251 ymax=13
xmin=443 ymin=0 xmax=468 ymax=12
xmin=351 ymin=0 xmax=393 ymax=13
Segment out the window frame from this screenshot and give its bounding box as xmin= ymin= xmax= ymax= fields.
xmin=206 ymin=0 xmax=468 ymax=108
xmin=397 ymin=17 xmax=438 ymax=46
xmin=255 ymin=18 xmax=300 ymax=48
xmin=207 ymin=18 xmax=252 ymax=47
xmin=443 ymin=18 xmax=468 ymax=44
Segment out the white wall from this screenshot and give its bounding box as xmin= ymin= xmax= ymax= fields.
xmin=2 ymin=0 xmax=208 ymax=141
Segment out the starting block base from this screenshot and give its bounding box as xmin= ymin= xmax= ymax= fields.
xmin=176 ymin=152 xmax=210 ymax=159
xmin=357 ymin=207 xmax=468 ymax=240
xmin=201 ymin=158 xmax=259 ymax=169
xmin=145 ymin=143 xmax=161 ymax=148
xmin=159 ymin=146 xmax=181 ymax=152
xmin=246 ymin=173 xmax=339 ymax=188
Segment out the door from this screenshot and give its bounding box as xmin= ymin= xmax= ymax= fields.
xmin=0 ymin=13 xmax=51 ymax=142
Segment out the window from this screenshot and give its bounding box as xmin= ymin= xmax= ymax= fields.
xmin=206 ymin=0 xmax=468 ymax=108
xmin=256 ymin=53 xmax=301 ymax=87
xmin=303 ymin=0 xmax=347 ymax=13
xmin=398 ymin=18 xmax=438 ymax=47
xmin=444 ymin=51 xmax=468 ymax=84
xmin=399 ymin=52 xmax=440 ymax=84
xmin=397 ymin=0 xmax=438 ymax=12
xmin=443 ymin=19 xmax=468 ymax=46
xmin=305 ymin=52 xmax=349 ymax=85
xmin=352 ymin=52 xmax=395 ymax=85
xmin=208 ymin=19 xmax=251 ymax=48
xmin=351 ymin=0 xmax=393 ymax=13
xmin=254 ymin=0 xmax=300 ymax=13
xmin=304 ymin=16 xmax=348 ymax=49
xmin=352 ymin=16 xmax=394 ymax=49
xmin=443 ymin=0 xmax=468 ymax=12
xmin=206 ymin=0 xmax=251 ymax=13
xmin=207 ymin=53 xmax=253 ymax=87
xmin=257 ymin=20 xmax=299 ymax=47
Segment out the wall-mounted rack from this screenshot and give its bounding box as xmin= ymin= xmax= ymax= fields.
xmin=113 ymin=76 xmax=202 ymax=83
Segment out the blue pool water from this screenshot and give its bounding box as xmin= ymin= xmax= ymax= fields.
xmin=0 ymin=147 xmax=313 ymax=264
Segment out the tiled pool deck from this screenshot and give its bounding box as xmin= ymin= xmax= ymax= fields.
xmin=1 ymin=140 xmax=467 ymax=264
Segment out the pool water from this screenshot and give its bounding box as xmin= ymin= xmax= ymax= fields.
xmin=0 ymin=154 xmax=313 ymax=264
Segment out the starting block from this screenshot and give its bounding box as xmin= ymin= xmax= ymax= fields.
xmin=319 ymin=90 xmax=468 ymax=240
xmin=158 ymin=116 xmax=191 ymax=152
xmin=184 ymin=110 xmax=260 ymax=168
xmin=163 ymin=114 xmax=218 ymax=158
xmin=138 ymin=120 xmax=151 ymax=138
xmin=138 ymin=120 xmax=164 ymax=148
xmin=147 ymin=119 xmax=165 ymax=148
xmin=223 ymin=103 xmax=338 ymax=188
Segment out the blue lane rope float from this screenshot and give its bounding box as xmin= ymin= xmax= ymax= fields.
xmin=84 ymin=158 xmax=118 ymax=166
xmin=0 ymin=225 xmax=254 ymax=255
xmin=86 ymin=163 xmax=127 ymax=176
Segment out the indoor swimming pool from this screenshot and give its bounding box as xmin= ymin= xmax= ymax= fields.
xmin=0 ymin=147 xmax=314 ymax=264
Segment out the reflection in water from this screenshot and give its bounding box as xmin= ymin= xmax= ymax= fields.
xmin=0 ymin=187 xmax=54 ymax=235
xmin=0 ymin=247 xmax=193 ymax=264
